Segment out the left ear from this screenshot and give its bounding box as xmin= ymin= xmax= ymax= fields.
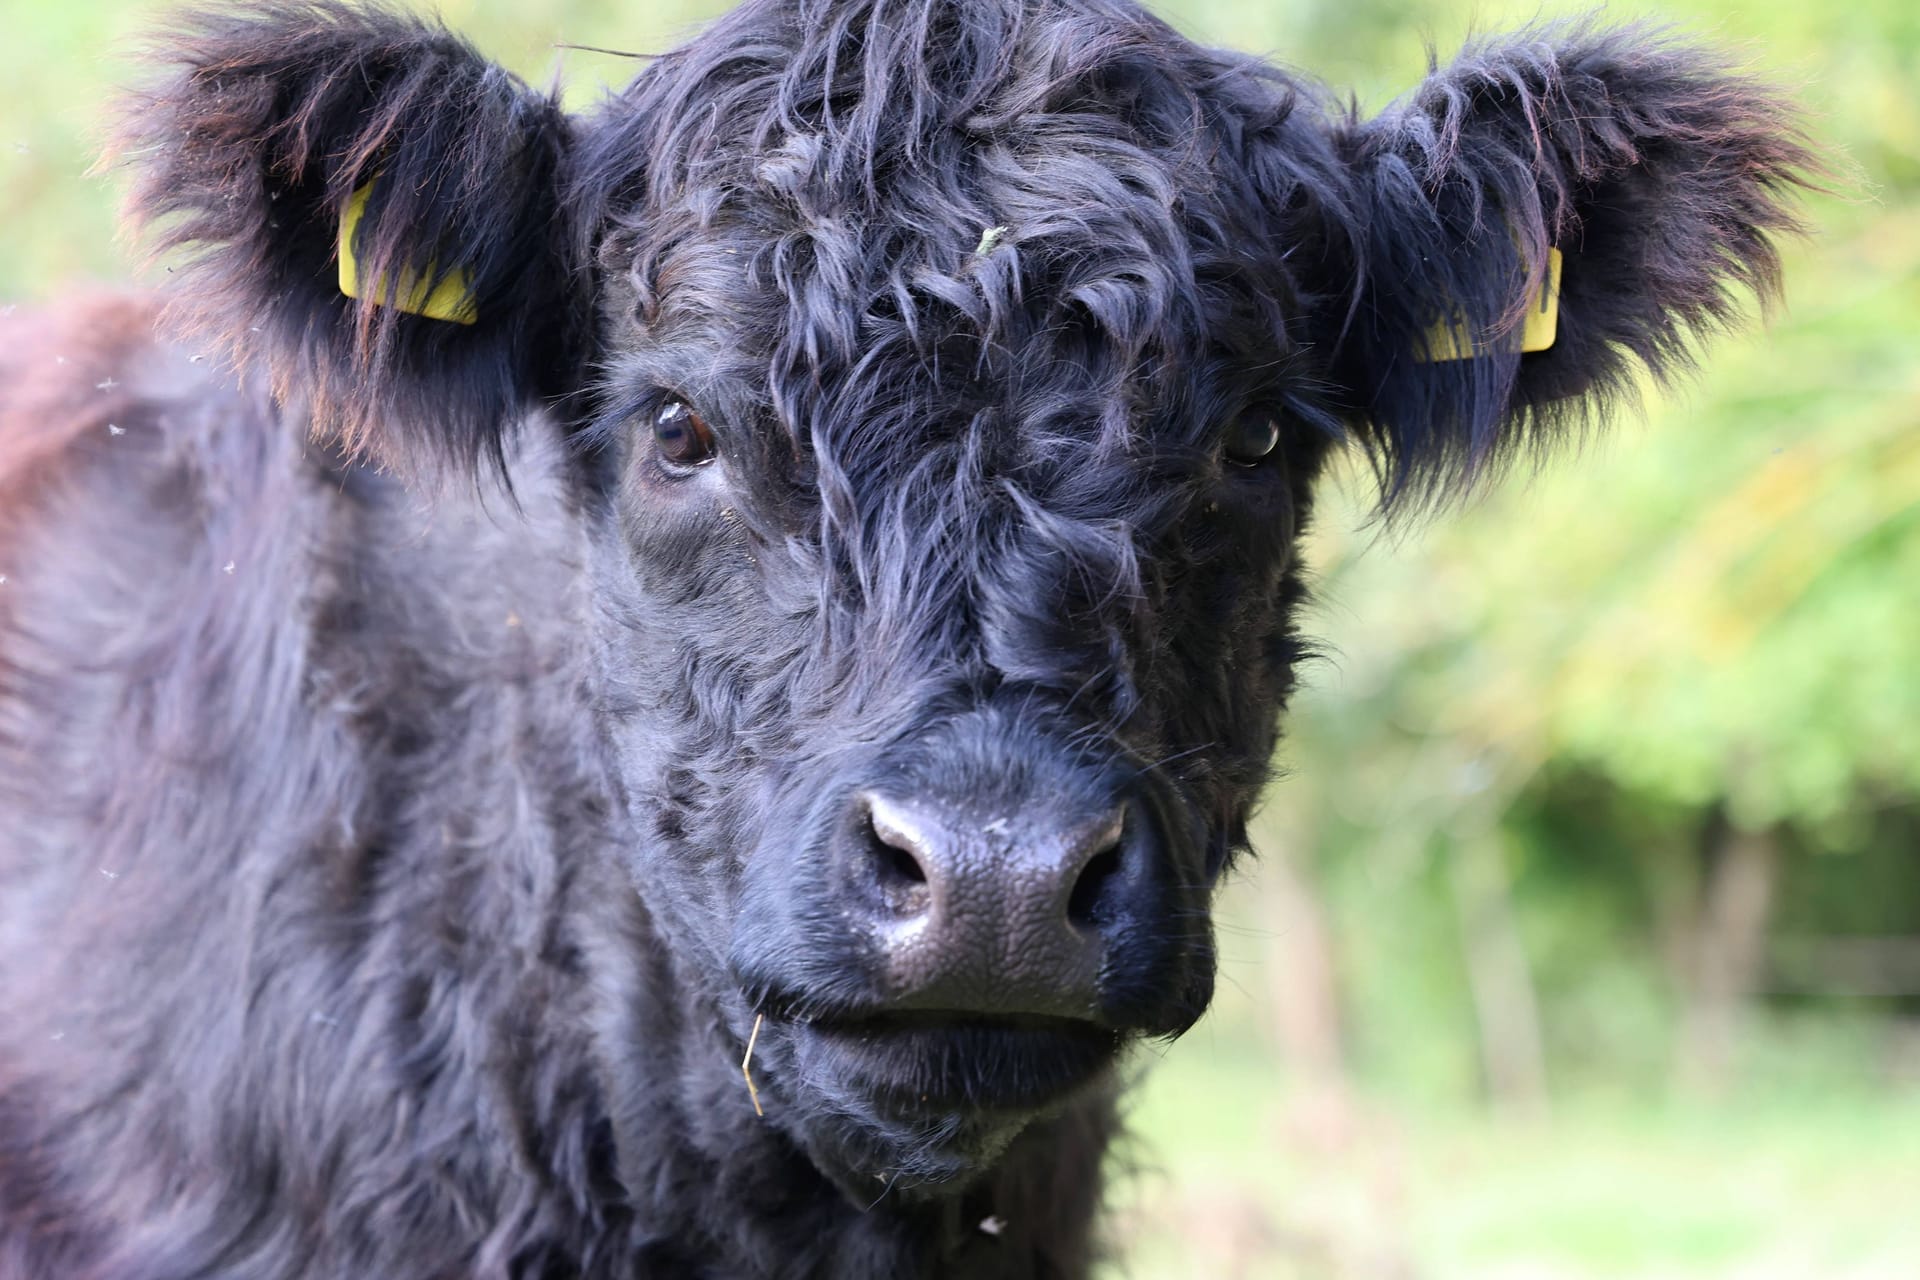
xmin=114 ymin=5 xmax=585 ymax=475
xmin=1319 ymin=24 xmax=1821 ymax=499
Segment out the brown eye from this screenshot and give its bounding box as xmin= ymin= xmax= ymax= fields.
xmin=1223 ymin=414 xmax=1280 ymax=466
xmin=653 ymin=398 xmax=717 ymax=468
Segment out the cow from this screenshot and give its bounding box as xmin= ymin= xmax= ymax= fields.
xmin=0 ymin=0 xmax=1814 ymax=1276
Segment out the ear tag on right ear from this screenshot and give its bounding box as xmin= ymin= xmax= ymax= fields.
xmin=337 ymin=184 xmax=479 ymax=326
xmin=1418 ymin=247 xmax=1561 ymax=362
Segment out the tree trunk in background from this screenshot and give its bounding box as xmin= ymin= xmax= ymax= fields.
xmin=1677 ymin=816 xmax=1781 ymax=1093
xmin=1258 ymin=843 xmax=1365 ymax=1158
xmin=1449 ymin=828 xmax=1549 ymax=1117
xmin=1262 ymin=847 xmax=1349 ymax=1092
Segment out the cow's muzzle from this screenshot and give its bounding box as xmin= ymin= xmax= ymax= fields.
xmin=731 ymin=713 xmax=1216 ymax=1110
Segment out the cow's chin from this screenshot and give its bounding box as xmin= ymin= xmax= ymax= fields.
xmin=776 ymin=1014 xmax=1124 ymax=1199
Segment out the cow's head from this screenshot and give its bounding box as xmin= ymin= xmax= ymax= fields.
xmin=122 ymin=0 xmax=1812 ymax=1194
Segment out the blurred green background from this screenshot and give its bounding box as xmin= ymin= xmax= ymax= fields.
xmin=4 ymin=0 xmax=1915 ymax=1275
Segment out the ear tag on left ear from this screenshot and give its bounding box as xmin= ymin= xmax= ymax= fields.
xmin=337 ymin=184 xmax=479 ymax=326
xmin=1418 ymin=247 xmax=1561 ymax=362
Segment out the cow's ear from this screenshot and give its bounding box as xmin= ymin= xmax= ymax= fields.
xmin=1317 ymin=24 xmax=1820 ymax=502
xmin=116 ymin=5 xmax=583 ymax=473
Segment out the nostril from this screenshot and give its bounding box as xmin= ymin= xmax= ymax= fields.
xmin=869 ymin=825 xmax=928 ymax=887
xmin=1067 ymin=827 xmax=1127 ymax=930
xmin=861 ymin=795 xmax=932 ymax=916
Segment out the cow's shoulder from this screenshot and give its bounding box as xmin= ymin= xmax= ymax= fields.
xmin=0 ymin=291 xmax=294 ymax=531
xmin=0 ymin=292 xmax=330 ymax=818
xmin=0 ymin=293 xmax=167 ymax=500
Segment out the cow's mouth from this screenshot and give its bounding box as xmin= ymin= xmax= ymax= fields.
xmin=794 ymin=1010 xmax=1122 ymax=1113
xmin=760 ymin=1010 xmax=1123 ymax=1198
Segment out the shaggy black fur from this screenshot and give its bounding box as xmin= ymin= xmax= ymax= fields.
xmin=0 ymin=2 xmax=1815 ymax=1277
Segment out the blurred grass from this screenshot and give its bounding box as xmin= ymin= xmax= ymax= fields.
xmin=5 ymin=1 xmax=1915 ymax=1277
xmin=1109 ymin=883 xmax=1920 ymax=1279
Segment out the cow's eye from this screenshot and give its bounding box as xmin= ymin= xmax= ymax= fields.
xmin=653 ymin=399 xmax=717 ymax=468
xmin=1223 ymin=413 xmax=1280 ymax=466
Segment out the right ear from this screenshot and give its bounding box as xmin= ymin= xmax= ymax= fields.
xmin=116 ymin=4 xmax=583 ymax=472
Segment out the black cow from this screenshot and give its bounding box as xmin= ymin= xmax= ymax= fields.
xmin=0 ymin=1 xmax=1813 ymax=1276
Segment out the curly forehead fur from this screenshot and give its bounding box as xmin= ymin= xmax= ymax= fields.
xmin=584 ymin=0 xmax=1338 ymax=396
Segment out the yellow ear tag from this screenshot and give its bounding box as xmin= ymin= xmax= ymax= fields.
xmin=337 ymin=184 xmax=479 ymax=325
xmin=1418 ymin=247 xmax=1561 ymax=362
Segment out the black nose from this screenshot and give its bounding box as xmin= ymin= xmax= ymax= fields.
xmin=846 ymin=789 xmax=1139 ymax=1021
